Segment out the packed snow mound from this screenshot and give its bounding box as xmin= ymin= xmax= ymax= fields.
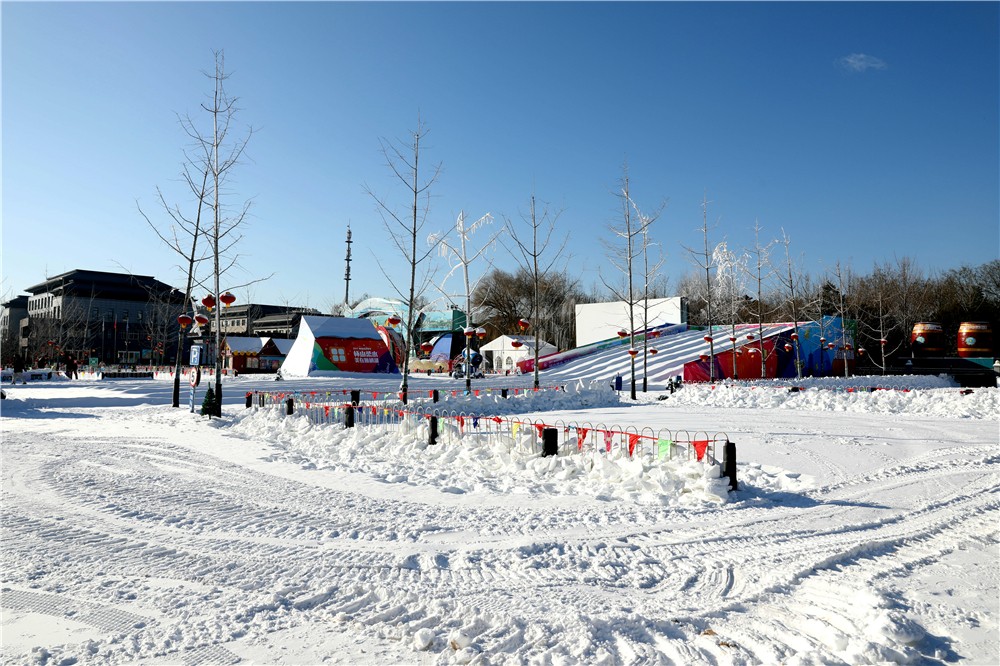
xmin=641 ymin=383 xmax=998 ymax=420
xmin=407 ymin=378 xmax=624 ymax=416
xmin=228 ymin=407 xmax=734 ymax=506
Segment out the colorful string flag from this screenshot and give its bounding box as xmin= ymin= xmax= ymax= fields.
xmin=474 ymin=390 xmax=480 ymax=397
xmin=491 ymin=416 xmax=502 ymax=424
xmin=473 ymin=416 xmax=479 ymax=428
xmin=457 ymin=416 xmax=465 ymax=431
xmin=534 ymin=424 xmax=545 ymax=439
xmin=604 ymin=430 xmax=613 ymax=453
xmin=324 ymin=406 xmax=330 ymax=417
xmin=628 ymin=433 xmax=641 ymax=457
xmin=692 ymin=439 xmax=710 ymax=462
xmin=657 ymin=438 xmax=672 ymax=460
xmin=578 ymin=428 xmax=589 ymax=451
xmin=513 ymin=422 xmax=521 ymax=438
xmin=373 ymin=392 xmax=379 ymax=399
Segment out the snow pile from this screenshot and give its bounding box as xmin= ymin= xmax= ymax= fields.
xmin=402 ymin=377 xmax=624 ymax=416
xmin=229 ymin=405 xmax=733 ymax=506
xmin=648 ymin=384 xmax=998 ymax=419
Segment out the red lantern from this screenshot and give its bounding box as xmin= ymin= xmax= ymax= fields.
xmin=617 ymin=329 xmax=628 ymax=338
xmin=511 ymin=339 xmax=524 ymax=348
xmin=202 ymin=294 xmax=217 ymax=312
xmin=858 ymin=347 xmax=866 ymax=356
xmin=387 ymin=314 xmax=402 ymax=327
xmin=463 ymin=326 xmax=475 ymax=338
xmin=650 ymin=330 xmax=661 ymax=338
xmin=177 ymin=314 xmax=192 ymax=329
xmin=749 ymin=347 xmax=759 ymax=355
xmin=746 ymin=333 xmax=755 ymax=341
xmin=699 ymin=353 xmax=709 ymax=362
xmin=827 ymin=342 xmax=835 ymax=350
xmin=784 ymin=343 xmax=793 ymax=352
xmin=518 ymin=318 xmax=530 ymax=331
xmin=880 ymin=338 xmax=888 ymax=346
xmin=476 ymin=327 xmax=487 ymax=340
xmin=819 ymin=337 xmax=826 ymax=344
xmin=649 ymin=348 xmax=659 ymax=356
xmin=220 ymin=291 xmax=236 ymax=308
xmin=729 ymin=336 xmax=737 ymax=343
xmin=703 ymin=335 xmax=713 ymax=343
xmin=844 ymin=343 xmax=852 ymax=350
xmin=790 ymin=332 xmax=799 ymax=341
xmin=195 ymin=314 xmax=209 ymax=326
xmin=627 ymin=348 xmax=638 ymax=358
xmin=420 ymin=341 xmax=434 ymax=353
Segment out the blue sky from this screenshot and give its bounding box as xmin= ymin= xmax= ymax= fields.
xmin=3 ymin=1 xmax=997 ymax=311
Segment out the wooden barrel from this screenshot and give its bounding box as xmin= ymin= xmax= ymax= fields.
xmin=910 ymin=322 xmax=945 ymax=356
xmin=957 ymin=321 xmax=993 ymax=358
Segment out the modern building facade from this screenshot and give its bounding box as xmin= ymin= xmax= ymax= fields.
xmin=12 ymin=269 xmax=187 ymax=366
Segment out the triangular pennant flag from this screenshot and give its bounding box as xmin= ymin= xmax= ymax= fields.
xmin=578 ymin=428 xmax=589 ymax=451
xmin=474 ymin=390 xmax=480 ymax=397
xmin=657 ymin=438 xmax=672 ymax=460
xmin=604 ymin=431 xmax=613 ymax=453
xmin=373 ymin=392 xmax=379 ymax=399
xmin=457 ymin=416 xmax=465 ymax=429
xmin=693 ymin=439 xmax=710 ymax=462
xmin=628 ymin=433 xmax=640 ymax=457
xmin=535 ymin=424 xmax=545 ymax=439
xmin=492 ymin=416 xmax=502 ymax=424
xmin=473 ymin=416 xmax=479 ymax=428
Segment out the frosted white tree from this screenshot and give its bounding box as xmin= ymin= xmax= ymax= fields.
xmin=429 ymin=211 xmax=499 ymax=392
xmin=713 ymin=241 xmax=748 ymax=379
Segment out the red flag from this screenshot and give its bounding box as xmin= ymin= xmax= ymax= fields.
xmin=628 ymin=433 xmax=640 ymax=457
xmin=693 ymin=440 xmax=710 ymax=462
xmin=534 ymin=424 xmax=545 ymax=439
xmin=605 ymin=431 xmax=613 ymax=453
xmin=578 ymin=428 xmax=589 ymax=451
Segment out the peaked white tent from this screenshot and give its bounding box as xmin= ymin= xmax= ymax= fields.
xmin=479 ymin=335 xmax=556 ymax=374
xmin=279 ymin=316 xmax=400 ymax=378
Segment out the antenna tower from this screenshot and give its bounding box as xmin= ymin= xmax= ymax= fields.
xmin=344 ymin=224 xmax=353 ymax=306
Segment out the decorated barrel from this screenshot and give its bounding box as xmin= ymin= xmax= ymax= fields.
xmin=957 ymin=321 xmax=993 ymax=358
xmin=910 ymin=322 xmax=945 ymax=356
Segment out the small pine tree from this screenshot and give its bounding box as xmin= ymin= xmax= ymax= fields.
xmin=200 ymin=386 xmax=218 ymax=418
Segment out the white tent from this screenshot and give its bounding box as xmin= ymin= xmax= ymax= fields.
xmin=478 ymin=335 xmax=557 ymax=374
xmin=279 ymin=316 xmax=400 ymax=378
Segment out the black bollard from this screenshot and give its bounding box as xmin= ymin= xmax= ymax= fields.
xmin=245 ymin=392 xmax=253 ymax=409
xmin=429 ymin=416 xmax=439 ymax=445
xmin=501 ymin=389 xmax=508 ymax=399
xmin=345 ymin=405 xmax=355 ymax=428
xmin=432 ymin=389 xmax=439 ymax=403
xmin=400 ymin=389 xmax=408 ymax=405
xmin=285 ymin=398 xmax=294 ymax=415
xmin=350 ymin=389 xmax=361 ymax=406
xmin=258 ymin=392 xmax=265 ymax=407
xmin=723 ymin=441 xmax=738 ymax=491
xmin=542 ymin=427 xmax=559 ymax=457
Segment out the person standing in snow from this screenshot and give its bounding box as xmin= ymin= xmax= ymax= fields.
xmin=12 ymin=354 xmax=25 ymax=384
xmin=65 ymin=355 xmax=78 ymax=380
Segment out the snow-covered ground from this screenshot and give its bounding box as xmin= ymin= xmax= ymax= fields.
xmin=1 ymin=372 xmax=997 ymax=665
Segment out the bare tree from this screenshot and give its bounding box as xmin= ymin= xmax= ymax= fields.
xmin=829 ymin=260 xmax=855 ymax=377
xmin=506 ymin=194 xmax=568 ymax=389
xmin=713 ymin=241 xmax=748 ymax=379
xmin=774 ymin=229 xmax=814 ymax=379
xmin=744 ymin=220 xmax=778 ymax=378
xmin=198 ymin=51 xmax=257 ymax=416
xmin=600 ymin=167 xmax=660 ymax=399
xmin=681 ymin=193 xmax=720 ymax=379
xmin=431 ymin=210 xmax=499 ymax=391
xmin=364 ymin=117 xmax=444 ymax=401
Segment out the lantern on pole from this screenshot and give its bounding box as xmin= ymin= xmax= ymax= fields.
xmin=858 ymin=347 xmax=866 ymax=356
xmin=617 ymin=329 xmax=628 ymax=338
xmin=827 ymin=342 xmax=835 ymax=350
xmin=627 ymin=348 xmax=638 ymax=358
xmin=177 ymin=314 xmax=193 ymax=329
xmin=699 ymin=353 xmax=709 ymax=362
xmin=386 ymin=314 xmax=402 ymax=327
xmin=463 ymin=326 xmax=475 ymax=339
xmin=202 ymin=294 xmax=217 ymax=312
xmin=220 ymin=291 xmax=236 ymax=308
xmin=511 ymin=339 xmax=524 ymax=349
xmin=649 ymin=348 xmax=659 ymax=356
xmin=729 ymin=336 xmax=737 ymax=343
xmin=420 ymin=341 xmax=434 ymax=353
xmin=476 ymin=327 xmax=487 ymax=340
xmin=517 ymin=318 xmax=530 ymax=332
xmin=746 ymin=333 xmax=755 ymax=341
xmin=703 ymin=335 xmax=713 ymax=343
xmin=195 ymin=314 xmax=209 ymax=327
xmin=880 ymin=338 xmax=887 ymax=346
xmin=819 ymin=336 xmax=826 ymax=345
xmin=790 ymin=332 xmax=799 ymax=341
xmin=784 ymin=343 xmax=793 ymax=352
